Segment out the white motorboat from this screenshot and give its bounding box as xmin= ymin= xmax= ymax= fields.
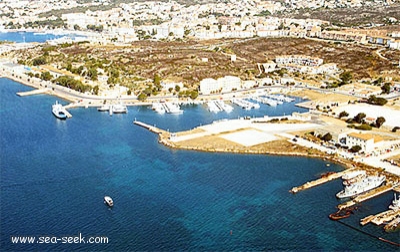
xmin=112 ymin=103 xmax=127 ymax=114
xmin=389 ymin=193 xmax=399 ymax=210
xmin=163 ymin=102 xmax=183 ymax=114
xmin=52 ymin=101 xmax=67 ymax=120
xmin=104 ymin=196 xmax=113 ymax=207
xmin=152 ymin=102 xmax=165 ymax=114
xmin=97 ymin=104 xmax=110 ymax=112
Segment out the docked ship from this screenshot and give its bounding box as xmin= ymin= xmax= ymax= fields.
xmin=341 ymin=170 xmax=367 ymax=186
xmin=52 ymin=101 xmax=67 ymax=120
xmin=104 ymin=196 xmax=113 ymax=207
xmin=336 ymin=175 xmax=386 ymax=199
xmin=112 ymin=102 xmax=127 ymax=114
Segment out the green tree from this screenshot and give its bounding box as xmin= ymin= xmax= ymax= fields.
xmin=353 ymin=113 xmax=366 ymax=124
xmin=190 ymin=90 xmax=199 ymax=100
xmin=375 ymin=117 xmax=386 ymax=128
xmin=350 ymin=145 xmax=362 ymax=153
xmin=338 ymin=111 xmax=349 ymax=119
xmin=153 ymin=74 xmax=161 ymax=86
xmin=355 ymin=124 xmax=372 ymax=130
xmin=32 ymin=56 xmax=46 ymax=66
xmin=367 ymin=95 xmax=387 ymax=106
xmin=175 ymin=85 xmax=181 ymax=92
xmin=373 ymin=77 xmax=383 ymax=85
xmin=93 ymin=85 xmax=99 ymax=95
xmin=321 ymin=133 xmax=332 ymax=142
xmin=87 ymin=67 xmax=98 ymax=81
xmin=73 ymin=24 xmax=80 ymax=31
xmin=381 ymin=83 xmax=391 ymax=94
xmin=40 ymin=71 xmax=53 ymax=81
xmin=138 ymin=93 xmax=147 ymax=101
xmin=66 ymin=63 xmax=72 ymax=72
xmin=339 ymin=71 xmax=352 ymax=85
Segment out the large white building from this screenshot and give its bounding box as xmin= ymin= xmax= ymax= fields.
xmin=199 ymin=76 xmax=241 ymax=95
xmin=346 ymin=132 xmax=383 ymax=153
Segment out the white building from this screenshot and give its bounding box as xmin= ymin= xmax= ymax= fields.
xmin=199 ymin=76 xmax=241 ymax=95
xmin=199 ymin=78 xmax=218 ymax=95
xmin=346 ymin=132 xmax=383 ymax=153
xmin=161 ymin=80 xmax=183 ymax=91
xmin=217 ymin=76 xmax=241 ymax=93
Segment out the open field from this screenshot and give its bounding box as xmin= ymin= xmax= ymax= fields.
xmin=6 ymin=37 xmax=400 ymax=90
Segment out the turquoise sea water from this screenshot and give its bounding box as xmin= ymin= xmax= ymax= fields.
xmin=1 ymin=78 xmax=398 ymax=251
xmin=0 ymin=31 xmax=84 ymax=43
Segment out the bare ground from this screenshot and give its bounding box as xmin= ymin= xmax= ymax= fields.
xmin=7 ymin=37 xmax=400 ymax=89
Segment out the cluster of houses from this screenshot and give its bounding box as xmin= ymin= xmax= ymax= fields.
xmin=1 ymin=0 xmax=399 ymax=49
xmin=199 ymin=55 xmax=338 ymax=95
xmin=273 ymin=55 xmax=339 ymax=75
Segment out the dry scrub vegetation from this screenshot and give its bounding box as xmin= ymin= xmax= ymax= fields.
xmin=10 ymin=37 xmax=400 ymax=87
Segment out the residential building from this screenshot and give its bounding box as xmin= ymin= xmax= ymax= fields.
xmin=346 ymin=132 xmax=383 ymax=153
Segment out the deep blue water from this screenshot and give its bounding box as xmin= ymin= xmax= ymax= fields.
xmin=0 ymin=31 xmax=83 ymax=43
xmin=1 ymin=78 xmax=398 ymax=251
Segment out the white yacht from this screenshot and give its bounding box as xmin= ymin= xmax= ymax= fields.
xmin=97 ymin=104 xmax=110 ymax=112
xmin=163 ymin=102 xmax=183 ymax=114
xmin=152 ymin=102 xmax=165 ymax=114
xmin=389 ymin=193 xmax=399 ymax=210
xmin=336 ymin=175 xmax=386 ymax=199
xmin=104 ymin=196 xmax=113 ymax=207
xmin=215 ymin=100 xmax=233 ymax=113
xmin=112 ymin=102 xmax=127 ymax=114
xmin=52 ymin=101 xmax=67 ymax=120
xmin=207 ymin=100 xmax=221 ymax=113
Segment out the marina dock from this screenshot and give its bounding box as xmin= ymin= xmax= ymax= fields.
xmin=290 ymin=169 xmax=355 ymax=193
xmin=16 ymin=88 xmax=50 ymax=97
xmin=360 ymin=209 xmax=400 ymax=226
xmin=62 ymin=107 xmax=72 ymax=118
xmin=338 ymin=183 xmax=397 ymax=210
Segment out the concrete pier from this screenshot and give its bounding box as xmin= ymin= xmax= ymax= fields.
xmin=338 ymin=183 xmax=397 ymax=210
xmin=361 ymin=209 xmax=400 ymax=226
xmin=290 ymin=169 xmax=355 ymax=193
xmin=62 ymin=107 xmax=72 ymax=118
xmin=133 ymin=120 xmax=167 ymax=135
xmin=17 ymin=88 xmax=50 ymax=97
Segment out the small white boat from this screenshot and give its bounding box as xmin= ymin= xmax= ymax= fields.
xmin=97 ymin=104 xmax=110 ymax=112
xmin=52 ymin=101 xmax=67 ymax=120
xmin=104 ymin=196 xmax=113 ymax=207
xmin=389 ymin=193 xmax=399 ymax=210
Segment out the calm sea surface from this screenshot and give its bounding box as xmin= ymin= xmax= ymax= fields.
xmin=0 ymin=32 xmax=398 ymax=251
xmin=0 ymin=31 xmax=83 ymax=43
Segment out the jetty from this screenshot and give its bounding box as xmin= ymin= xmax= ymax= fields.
xmin=338 ymin=183 xmax=397 ymax=210
xmin=16 ymin=88 xmax=50 ymax=97
xmin=133 ymin=120 xmax=167 ymax=135
xmin=62 ymin=107 xmax=73 ymax=118
xmin=361 ymin=209 xmax=400 ymax=226
xmin=290 ymin=169 xmax=355 ymax=193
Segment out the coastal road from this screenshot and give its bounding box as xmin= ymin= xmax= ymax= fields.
xmin=362 ymin=149 xmax=400 ymax=176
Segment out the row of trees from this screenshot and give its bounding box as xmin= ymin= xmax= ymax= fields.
xmin=340 ymin=111 xmax=386 ymax=129
xmin=367 ymin=95 xmax=387 ymax=106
